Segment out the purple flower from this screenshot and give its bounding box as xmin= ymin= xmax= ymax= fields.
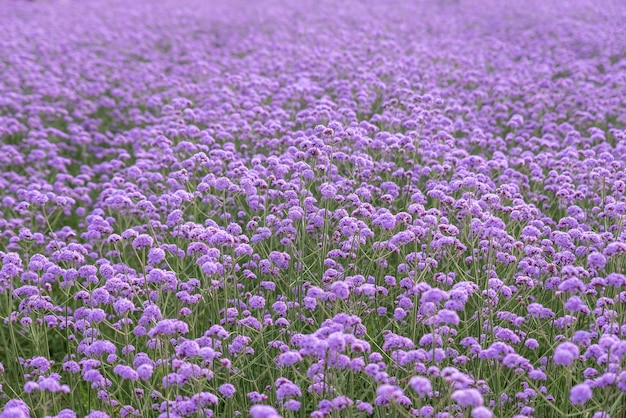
xmin=277 ymin=351 xmax=302 ymax=367
xmin=147 ymin=248 xmax=165 ymax=265
xmin=372 ymin=211 xmax=396 ymax=230
xmin=435 ymin=309 xmax=460 ymax=325
xmin=330 ymin=281 xmax=350 ymax=300
xmin=276 ymin=378 xmax=302 ymax=401
xmin=38 ymin=376 xmax=69 ymax=393
xmin=272 ymin=301 xmax=288 ymax=316
xmin=564 ymin=296 xmax=589 ymax=314
xmin=356 ymin=401 xmax=374 ymax=415
xmin=48 ymin=409 xmax=77 ymax=418
xmin=569 ymin=383 xmax=592 ymax=405
xmin=249 ymin=405 xmax=281 ymax=418
xmin=419 ymin=405 xmax=434 ymax=417
xmin=248 ymin=296 xmax=266 ymax=310
xmin=451 ymin=389 xmax=483 ymax=408
xmin=247 ymin=392 xmax=268 ymax=403
xmin=587 ymin=252 xmax=606 ymax=269
xmin=554 ymin=342 xmax=580 ymax=366
xmin=409 ymin=376 xmax=432 ymax=397
xmin=113 ymin=298 xmax=135 ymax=315
xmin=471 ymin=407 xmax=494 ymax=418
xmin=148 ymin=319 xmax=189 ymax=337
xmin=85 ymin=412 xmax=110 ymax=418
xmin=136 ymin=364 xmax=153 ymax=380
xmin=525 ymin=338 xmax=539 ymax=349
xmin=219 ymin=383 xmax=236 ymax=398
xmin=132 ymin=234 xmax=154 ymax=249
xmin=529 ymin=369 xmax=547 ymax=380
xmin=284 ymin=400 xmax=301 ymax=411
xmin=24 ymin=382 xmax=39 ymax=393
xmin=1 ymin=400 xmax=30 ymax=418
xmin=113 ymin=365 xmax=139 ymax=381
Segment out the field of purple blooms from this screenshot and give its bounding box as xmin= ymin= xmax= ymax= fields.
xmin=1 ymin=0 xmax=626 ymax=417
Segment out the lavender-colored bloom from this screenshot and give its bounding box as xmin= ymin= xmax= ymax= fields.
xmin=113 ymin=298 xmax=135 ymax=315
xmin=113 ymin=365 xmax=139 ymax=381
xmin=528 ymin=369 xmax=546 ymax=380
xmin=272 ymin=301 xmax=288 ymax=316
xmin=409 ymin=376 xmax=432 ymax=397
xmin=247 ymin=392 xmax=268 ymax=403
xmin=47 ymin=410 xmax=77 ymax=418
xmin=356 ymin=401 xmax=374 ymax=415
xmin=525 ymin=339 xmax=539 ymax=350
xmin=147 ymin=248 xmax=165 ymax=265
xmin=132 ymin=234 xmax=154 ymax=249
xmin=284 ymin=400 xmax=301 ymax=411
xmin=1 ymin=400 xmax=30 ymax=418
xmin=451 ymin=389 xmax=483 ymax=408
xmin=394 ymin=307 xmax=407 ymax=321
xmin=248 ymin=295 xmax=266 ymax=309
xmin=419 ymin=405 xmax=434 ymax=417
xmin=569 ymin=383 xmax=592 ymax=405
xmin=554 ymin=342 xmax=579 ymax=366
xmin=85 ymin=412 xmax=110 ymax=418
xmin=136 ymin=364 xmax=153 ymax=380
xmin=564 ymin=295 xmax=590 ymax=314
xmin=219 ymin=383 xmax=236 ymax=398
xmin=277 ymin=351 xmax=302 ymax=367
xmin=471 ymin=407 xmax=494 ymax=418
xmin=435 ymin=309 xmax=460 ymax=325
xmin=276 ymin=378 xmax=302 ymax=401
xmin=249 ymin=405 xmax=281 ymax=418
xmin=330 ymin=281 xmax=350 ymax=300
xmin=24 ymin=381 xmax=39 ymax=393
xmin=587 ymin=252 xmax=606 ymax=269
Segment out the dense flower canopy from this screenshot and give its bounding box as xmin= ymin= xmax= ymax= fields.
xmin=0 ymin=0 xmax=626 ymax=417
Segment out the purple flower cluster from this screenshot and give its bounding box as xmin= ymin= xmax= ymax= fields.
xmin=0 ymin=0 xmax=626 ymax=417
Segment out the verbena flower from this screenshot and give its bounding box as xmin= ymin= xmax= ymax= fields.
xmin=569 ymin=383 xmax=592 ymax=405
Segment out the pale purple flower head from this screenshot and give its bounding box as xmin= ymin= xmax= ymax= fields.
xmin=409 ymin=376 xmax=432 ymax=397
xmin=132 ymin=234 xmax=154 ymax=249
xmin=587 ymin=252 xmax=606 ymax=269
xmin=554 ymin=342 xmax=580 ymax=366
xmin=219 ymin=383 xmax=236 ymax=398
xmin=277 ymin=351 xmax=302 ymax=367
xmin=248 ymin=295 xmax=266 ymax=310
xmin=451 ymin=389 xmax=483 ymax=408
xmin=569 ymin=383 xmax=592 ymax=405
xmin=113 ymin=365 xmax=138 ymax=381
xmin=471 ymin=406 xmax=494 ymax=418
xmin=250 ymin=405 xmax=281 ymax=418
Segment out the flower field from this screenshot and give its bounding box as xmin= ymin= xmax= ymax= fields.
xmin=1 ymin=0 xmax=626 ymax=416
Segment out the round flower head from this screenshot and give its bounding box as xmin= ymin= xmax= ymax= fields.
xmin=219 ymin=383 xmax=236 ymax=398
xmin=330 ymin=281 xmax=350 ymax=300
xmin=409 ymin=376 xmax=432 ymax=397
xmin=249 ymin=405 xmax=281 ymax=418
xmin=284 ymin=400 xmax=301 ymax=411
xmin=132 ymin=234 xmax=154 ymax=249
xmin=85 ymin=412 xmax=110 ymax=418
xmin=570 ymin=383 xmax=592 ymax=405
xmin=277 ymin=351 xmax=302 ymax=367
xmin=248 ymin=295 xmax=266 ymax=309
xmin=554 ymin=342 xmax=579 ymax=366
xmin=451 ymin=389 xmax=483 ymax=408
xmin=587 ymin=252 xmax=606 ymax=269
xmin=471 ymin=406 xmax=494 ymax=418
xmin=113 ymin=365 xmax=139 ymax=381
